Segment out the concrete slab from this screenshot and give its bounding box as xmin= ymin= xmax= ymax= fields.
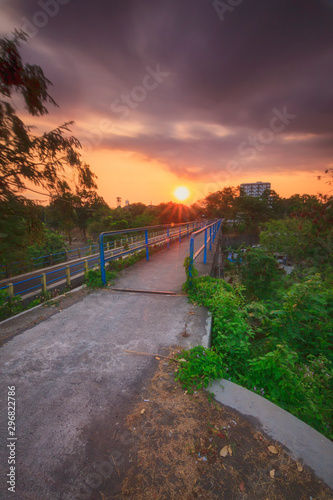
xmin=111 ymin=229 xmax=213 ymax=293
xmin=0 ymin=289 xmax=210 ymax=499
xmin=210 ymin=379 xmax=333 ymax=490
xmin=112 ymin=239 xmax=191 ymax=293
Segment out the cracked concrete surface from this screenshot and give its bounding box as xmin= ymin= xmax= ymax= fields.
xmin=0 ymin=236 xmax=212 ymax=499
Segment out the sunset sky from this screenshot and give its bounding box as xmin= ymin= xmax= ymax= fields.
xmin=1 ymin=0 xmax=333 ymax=206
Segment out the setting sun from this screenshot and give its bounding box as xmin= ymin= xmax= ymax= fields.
xmin=174 ymin=186 xmax=190 ymax=201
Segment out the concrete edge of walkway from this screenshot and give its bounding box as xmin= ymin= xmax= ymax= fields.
xmin=201 ymin=311 xmax=212 ymax=349
xmin=208 ymin=379 xmax=333 ymax=490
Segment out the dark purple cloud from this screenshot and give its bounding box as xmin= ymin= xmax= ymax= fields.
xmin=2 ymin=0 xmax=333 ymax=180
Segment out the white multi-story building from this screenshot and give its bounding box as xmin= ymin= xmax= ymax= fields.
xmin=240 ymin=181 xmax=271 ymax=197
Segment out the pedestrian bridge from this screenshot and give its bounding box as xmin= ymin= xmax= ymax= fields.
xmin=0 ymin=220 xmax=221 ymax=302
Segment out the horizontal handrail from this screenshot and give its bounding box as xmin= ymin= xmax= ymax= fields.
xmin=0 ymin=222 xmax=208 ymax=302
xmin=99 ymin=221 xmax=206 ymax=285
xmin=0 ymin=229 xmax=182 ymax=280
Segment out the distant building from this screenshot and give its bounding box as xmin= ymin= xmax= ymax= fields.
xmin=116 ymin=196 xmax=122 ymax=208
xmin=240 ymin=181 xmax=271 ymax=197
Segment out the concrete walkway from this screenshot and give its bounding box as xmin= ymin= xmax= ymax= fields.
xmin=0 ymin=235 xmax=211 ymax=500
xmin=110 ymin=232 xmax=196 ymax=293
xmin=1 ymin=232 xmax=332 ymax=498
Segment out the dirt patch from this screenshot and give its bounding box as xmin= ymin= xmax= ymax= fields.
xmin=101 ymin=350 xmax=333 ymax=499
xmin=0 ymin=287 xmax=90 ymax=346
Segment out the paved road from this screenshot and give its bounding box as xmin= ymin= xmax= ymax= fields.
xmin=0 ymin=232 xmax=211 ymax=500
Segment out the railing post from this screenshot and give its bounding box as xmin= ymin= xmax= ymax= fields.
xmin=187 ymin=224 xmax=189 ymax=237
xmin=41 ymin=273 xmax=47 ymax=294
xmin=84 ymin=260 xmax=89 ymax=277
xmin=179 ymin=225 xmax=181 ymax=243
xmin=78 ymin=248 xmax=81 ymax=258
xmin=204 ymin=228 xmax=207 ymax=264
xmin=107 ymin=242 xmax=110 ymax=251
xmin=100 ymin=234 xmax=106 ymax=285
xmin=8 ymin=283 xmax=14 ymax=299
xmin=89 ymin=245 xmax=92 ymax=255
xmin=66 ymin=266 xmax=71 ymax=287
xmin=209 ymin=226 xmax=212 ymax=250
xmin=5 ymin=264 xmax=11 ymax=279
xmin=188 ymin=237 xmax=195 ymax=285
xmin=145 ymin=230 xmax=149 ymax=261
xmin=167 ymin=227 xmax=170 ymax=249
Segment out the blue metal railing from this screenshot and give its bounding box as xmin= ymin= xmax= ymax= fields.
xmin=0 ymin=241 xmax=114 ymax=279
xmin=0 ymin=222 xmax=206 ymax=302
xmin=99 ymin=221 xmax=205 ymax=285
xmin=0 ymin=230 xmax=178 ymax=279
xmin=188 ymin=219 xmax=222 ymax=282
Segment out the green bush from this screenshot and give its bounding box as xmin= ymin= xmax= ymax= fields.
xmin=0 ymin=289 xmax=23 ymax=321
xmin=178 ymin=266 xmax=333 ymax=439
xmin=85 ymin=269 xmax=117 ymax=289
xmin=27 ymin=228 xmax=67 ymax=266
xmin=175 ymin=346 xmax=225 ymax=392
xmin=240 ymin=247 xmax=281 ymax=299
xmin=266 ymin=274 xmax=333 ymax=361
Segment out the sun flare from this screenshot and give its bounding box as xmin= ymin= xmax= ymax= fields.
xmin=174 ymin=186 xmax=190 ymax=201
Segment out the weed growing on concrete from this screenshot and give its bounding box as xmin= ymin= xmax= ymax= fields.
xmin=85 ymin=269 xmax=117 ymax=289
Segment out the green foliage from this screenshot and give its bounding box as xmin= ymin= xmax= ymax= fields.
xmin=266 ymin=274 xmax=333 ymax=361
xmin=108 ymin=250 xmax=146 ymax=272
xmin=0 ymin=32 xmax=97 ymax=204
xmin=0 ymin=289 xmax=23 ymax=321
xmin=0 ymin=196 xmax=43 ymax=267
xmin=260 ymin=217 xmax=315 ymax=262
xmin=175 ymin=346 xmax=225 ymax=392
xmin=178 ymin=272 xmax=333 ymax=439
xmin=27 ymin=228 xmax=67 ymax=265
xmin=246 ymin=348 xmax=332 ymax=438
xmin=240 ymin=248 xmax=281 ymax=299
xmin=0 ymin=31 xmax=98 ymax=269
xmin=182 ymin=256 xmax=198 ymax=291
xmin=84 ymin=269 xmax=117 ymax=289
xmin=27 ymin=297 xmax=43 ymax=309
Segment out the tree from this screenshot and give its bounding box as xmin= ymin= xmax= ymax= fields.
xmin=233 ymin=194 xmax=268 ymax=230
xmin=0 ymin=195 xmax=42 ymax=272
xmin=74 ymin=189 xmax=109 ymax=239
xmin=0 ymin=31 xmax=98 ymax=262
xmin=27 ymin=228 xmax=67 ymax=267
xmin=0 ymin=31 xmax=97 ymax=203
xmin=46 ymin=192 xmax=77 ymax=244
xmin=200 ymin=187 xmax=238 ymax=219
xmin=240 ymin=247 xmax=280 ymax=300
xmin=260 ymin=217 xmax=315 ymax=262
